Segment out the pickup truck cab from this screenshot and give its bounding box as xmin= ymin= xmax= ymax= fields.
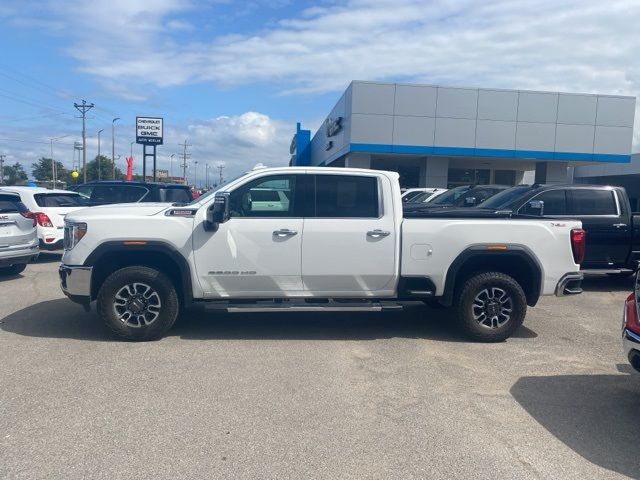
xmin=60 ymin=167 xmax=584 ymax=342
xmin=477 ymin=184 xmax=640 ymax=274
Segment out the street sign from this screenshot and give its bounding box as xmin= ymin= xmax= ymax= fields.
xmin=136 ymin=117 xmax=163 ymax=145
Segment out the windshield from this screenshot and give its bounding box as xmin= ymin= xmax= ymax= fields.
xmin=477 ymin=185 xmax=532 ymax=209
xmin=185 ymin=172 xmax=248 ymax=205
xmin=430 ymin=186 xmax=470 ymax=205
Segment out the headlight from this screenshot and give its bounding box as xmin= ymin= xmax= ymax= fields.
xmin=63 ymin=222 xmax=87 ymax=250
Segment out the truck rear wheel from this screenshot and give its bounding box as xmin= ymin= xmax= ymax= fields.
xmin=455 ymin=272 xmax=526 ymax=342
xmin=97 ymin=266 xmax=179 ymax=341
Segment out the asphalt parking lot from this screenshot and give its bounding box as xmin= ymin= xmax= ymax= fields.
xmin=1 ymin=254 xmax=639 ymax=480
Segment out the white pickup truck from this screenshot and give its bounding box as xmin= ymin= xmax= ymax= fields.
xmin=59 ymin=166 xmax=584 ymax=342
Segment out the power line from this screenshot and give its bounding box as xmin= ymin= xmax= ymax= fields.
xmin=0 ymin=137 xmax=76 ymax=146
xmin=74 ymin=99 xmax=94 ymax=183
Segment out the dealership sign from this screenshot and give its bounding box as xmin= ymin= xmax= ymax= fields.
xmin=136 ymin=117 xmax=163 ymax=145
xmin=325 ymin=116 xmax=342 ymax=137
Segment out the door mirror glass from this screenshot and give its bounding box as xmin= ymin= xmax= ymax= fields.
xmin=204 ymin=193 xmax=229 ymax=231
xmin=464 ymin=196 xmax=477 ymax=206
xmin=527 ymin=200 xmax=545 ymax=216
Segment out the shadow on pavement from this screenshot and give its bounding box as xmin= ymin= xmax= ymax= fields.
xmin=581 ymin=274 xmax=634 ymax=293
xmin=1 ymin=298 xmax=537 ymax=343
xmin=35 ymin=252 xmax=62 ymax=264
xmin=511 ymin=374 xmax=640 ymax=479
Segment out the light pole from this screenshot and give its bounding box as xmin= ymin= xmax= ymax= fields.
xmin=111 ymin=118 xmax=120 ymax=179
xmin=170 ymin=154 xmax=175 ymax=178
xmin=97 ymin=129 xmax=104 ymax=180
xmin=205 ymin=163 xmax=209 ymax=189
xmin=194 ymin=161 xmax=199 ymax=189
xmin=50 ymin=134 xmax=69 ymax=188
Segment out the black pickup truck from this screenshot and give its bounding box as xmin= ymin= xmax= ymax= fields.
xmin=474 ymin=184 xmax=640 ymax=274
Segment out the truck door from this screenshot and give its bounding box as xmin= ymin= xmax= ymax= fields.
xmin=567 ymin=188 xmax=630 ymax=268
xmin=301 ymin=173 xmax=397 ymax=296
xmin=193 ymin=174 xmax=305 ymax=297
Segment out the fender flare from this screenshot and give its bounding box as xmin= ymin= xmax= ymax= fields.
xmin=441 ymin=244 xmax=543 ymax=307
xmin=83 ymin=240 xmax=194 ymax=306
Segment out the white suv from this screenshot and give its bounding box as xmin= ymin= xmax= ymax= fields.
xmin=0 ymin=192 xmax=38 ymax=274
xmin=0 ymin=187 xmax=86 ymax=251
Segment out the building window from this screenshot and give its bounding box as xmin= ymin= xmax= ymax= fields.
xmin=494 ymin=170 xmax=516 ymax=186
xmin=448 ymin=168 xmax=490 ymax=188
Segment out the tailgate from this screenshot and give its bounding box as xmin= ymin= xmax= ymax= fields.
xmin=0 ymin=212 xmax=34 ymax=246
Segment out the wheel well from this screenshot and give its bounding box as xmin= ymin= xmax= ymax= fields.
xmin=91 ymin=251 xmax=189 ymax=305
xmin=443 ymin=252 xmax=541 ymax=307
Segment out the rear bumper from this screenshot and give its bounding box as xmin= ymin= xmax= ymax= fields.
xmin=39 ymin=226 xmax=64 ymax=249
xmin=0 ymin=241 xmax=39 ymax=267
xmin=555 ymin=272 xmax=584 ymax=297
xmin=40 ymin=239 xmax=64 ymax=250
xmin=59 ymin=264 xmax=92 ymax=307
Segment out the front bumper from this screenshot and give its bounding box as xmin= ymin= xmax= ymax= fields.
xmin=555 ymin=272 xmax=584 ymax=296
xmin=623 ymin=329 xmax=640 ymax=372
xmin=59 ymin=264 xmax=92 ymax=308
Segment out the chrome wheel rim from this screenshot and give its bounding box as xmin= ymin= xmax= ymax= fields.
xmin=472 ymin=287 xmax=513 ymax=329
xmin=113 ymin=282 xmax=161 ymax=328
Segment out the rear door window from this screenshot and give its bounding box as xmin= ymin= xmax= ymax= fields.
xmin=568 ymin=189 xmax=618 ymax=216
xmin=314 ymin=175 xmax=378 ymax=218
xmin=159 ymin=187 xmax=192 ymax=203
xmin=520 ymin=190 xmax=567 ymax=216
xmin=90 ymin=186 xmax=123 ymax=204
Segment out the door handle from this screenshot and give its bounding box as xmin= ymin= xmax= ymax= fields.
xmin=613 ymin=223 xmax=628 ymax=228
xmin=367 ymin=229 xmax=391 ymax=238
xmin=273 ymin=229 xmax=298 ymax=237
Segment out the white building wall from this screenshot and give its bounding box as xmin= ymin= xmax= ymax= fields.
xmin=309 ymin=81 xmax=636 ymax=177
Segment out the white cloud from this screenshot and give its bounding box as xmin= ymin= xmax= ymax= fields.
xmin=0 ymin=112 xmax=292 ymax=184
xmin=3 ymin=0 xmax=640 ymax=148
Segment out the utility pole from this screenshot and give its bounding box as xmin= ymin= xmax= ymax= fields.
xmin=178 ymin=139 xmax=191 ymax=185
xmin=218 ymin=164 xmax=224 ymax=185
xmin=73 ymin=99 xmax=94 ymax=183
xmin=194 ymin=161 xmax=198 ymax=189
xmin=205 ymin=163 xmax=210 ymax=189
xmin=0 ymin=154 xmax=5 ymax=185
xmin=169 ymin=154 xmax=175 ymax=178
xmin=111 ymin=118 xmax=120 ymax=179
xmin=97 ymin=129 xmax=104 ymax=181
xmin=49 ymin=135 xmax=69 ymax=188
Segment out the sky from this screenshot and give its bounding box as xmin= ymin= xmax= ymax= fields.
xmin=0 ymin=0 xmax=639 ymax=185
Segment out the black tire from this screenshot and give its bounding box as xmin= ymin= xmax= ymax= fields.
xmin=0 ymin=263 xmax=27 ymax=275
xmin=455 ymin=272 xmax=527 ymax=342
xmin=97 ymin=266 xmax=179 ymax=341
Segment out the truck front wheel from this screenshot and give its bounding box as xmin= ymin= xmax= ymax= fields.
xmin=97 ymin=266 xmax=179 ymax=341
xmin=455 ymin=272 xmax=526 ymax=342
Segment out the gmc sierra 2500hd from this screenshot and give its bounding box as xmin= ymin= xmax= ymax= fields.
xmin=59 ymin=166 xmax=585 ymax=342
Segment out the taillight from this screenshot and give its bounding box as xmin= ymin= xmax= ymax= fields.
xmin=20 ymin=210 xmax=37 ymax=227
xmin=570 ymin=228 xmax=586 ymax=264
xmin=33 ymin=212 xmax=53 ymax=227
xmin=625 ymin=293 xmax=640 ymax=335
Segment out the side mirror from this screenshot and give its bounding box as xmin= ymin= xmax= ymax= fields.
xmin=204 ymin=193 xmax=230 ymax=232
xmin=464 ymin=196 xmax=477 ymax=206
xmin=528 ymin=200 xmax=545 ymax=216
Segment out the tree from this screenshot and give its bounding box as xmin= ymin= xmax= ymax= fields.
xmin=31 ymin=157 xmax=68 ymax=182
xmin=1 ymin=162 xmax=28 ymax=185
xmin=83 ymin=155 xmax=123 ymax=182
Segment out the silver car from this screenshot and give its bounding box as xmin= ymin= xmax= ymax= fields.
xmin=0 ymin=192 xmax=39 ymax=275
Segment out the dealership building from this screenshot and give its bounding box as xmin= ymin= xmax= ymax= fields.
xmin=291 ymin=81 xmax=636 ymax=189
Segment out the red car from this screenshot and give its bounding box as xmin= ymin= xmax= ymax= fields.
xmin=623 ymin=274 xmax=640 ymax=372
